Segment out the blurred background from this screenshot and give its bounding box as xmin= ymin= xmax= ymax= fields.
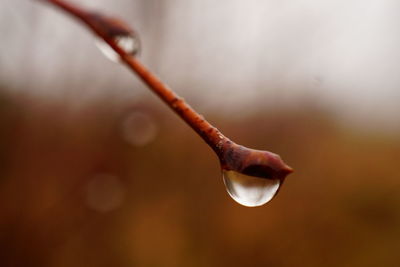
xmin=1 ymin=0 xmax=400 ymax=266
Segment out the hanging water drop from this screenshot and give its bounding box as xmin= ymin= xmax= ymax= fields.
xmin=95 ymin=34 xmax=140 ymax=62
xmin=222 ymin=169 xmax=281 ymax=207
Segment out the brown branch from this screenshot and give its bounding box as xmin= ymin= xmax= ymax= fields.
xmin=37 ymin=0 xmax=293 ymax=185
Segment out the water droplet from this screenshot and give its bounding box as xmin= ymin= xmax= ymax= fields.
xmin=85 ymin=174 xmax=125 ymax=212
xmin=95 ymin=34 xmax=140 ymax=62
xmin=121 ymin=111 xmax=158 ymax=147
xmin=222 ymin=170 xmax=280 ymax=207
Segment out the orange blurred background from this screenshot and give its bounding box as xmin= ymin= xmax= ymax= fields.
xmin=1 ymin=1 xmax=400 ymax=266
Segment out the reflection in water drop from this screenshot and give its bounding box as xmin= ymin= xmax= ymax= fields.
xmin=121 ymin=111 xmax=158 ymax=147
xmin=222 ymin=170 xmax=280 ymax=207
xmin=85 ymin=174 xmax=125 ymax=212
xmin=95 ymin=34 xmax=140 ymax=62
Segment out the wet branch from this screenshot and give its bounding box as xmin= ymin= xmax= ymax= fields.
xmin=37 ymin=0 xmax=293 ymax=200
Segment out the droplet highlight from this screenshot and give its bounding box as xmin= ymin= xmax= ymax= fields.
xmin=222 ymin=170 xmax=280 ymax=207
xmin=85 ymin=174 xmax=125 ymax=212
xmin=121 ymin=111 xmax=158 ymax=147
xmin=95 ymin=34 xmax=140 ymax=62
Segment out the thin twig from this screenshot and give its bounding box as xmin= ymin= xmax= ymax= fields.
xmin=38 ymin=0 xmax=293 ymax=182
xmin=41 ymin=0 xmax=225 ymax=154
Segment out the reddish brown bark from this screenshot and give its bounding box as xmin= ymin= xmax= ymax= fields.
xmin=38 ymin=0 xmax=293 ymax=181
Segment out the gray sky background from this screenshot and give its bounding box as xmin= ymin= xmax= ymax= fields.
xmin=1 ymin=0 xmax=399 ymax=132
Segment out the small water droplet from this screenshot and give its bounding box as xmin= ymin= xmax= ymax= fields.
xmin=121 ymin=111 xmax=158 ymax=147
xmin=222 ymin=170 xmax=280 ymax=207
xmin=95 ymin=34 xmax=140 ymax=62
xmin=85 ymin=174 xmax=125 ymax=212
